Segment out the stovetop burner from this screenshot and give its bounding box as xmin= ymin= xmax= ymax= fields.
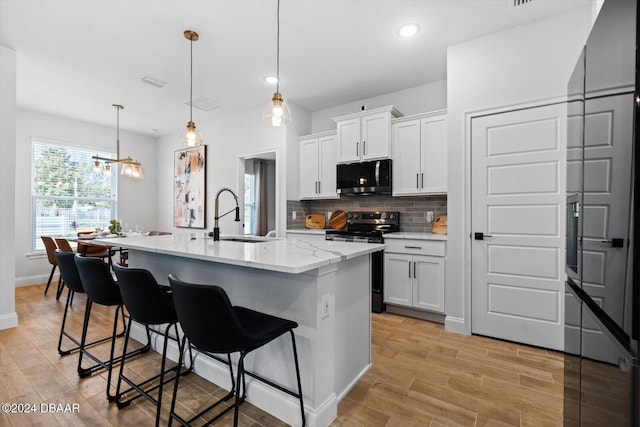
xmin=325 ymin=211 xmax=399 ymax=243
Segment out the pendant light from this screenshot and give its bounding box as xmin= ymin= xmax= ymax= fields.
xmin=263 ymin=0 xmax=291 ymax=126
xmin=92 ymin=104 xmax=143 ymax=180
xmin=182 ymin=30 xmax=203 ymax=146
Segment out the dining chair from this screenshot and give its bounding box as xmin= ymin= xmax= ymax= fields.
xmin=41 ymin=236 xmax=63 ymax=299
xmin=54 ymin=238 xmax=75 ymax=253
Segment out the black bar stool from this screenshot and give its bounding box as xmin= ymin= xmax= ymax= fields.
xmin=54 ymin=250 xmax=121 ymax=356
xmin=74 ymin=254 xmax=151 ymax=401
xmin=167 ymin=274 xmax=305 ymax=427
xmin=112 ymin=263 xmax=193 ymax=426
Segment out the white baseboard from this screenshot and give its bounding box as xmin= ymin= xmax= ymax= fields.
xmin=15 ymin=274 xmax=53 ymax=287
xmin=0 ymin=312 xmax=18 ymax=330
xmin=130 ymin=322 xmax=327 ymax=427
xmin=444 ymin=316 xmax=466 ymax=334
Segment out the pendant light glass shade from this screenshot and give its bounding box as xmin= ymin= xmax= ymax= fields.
xmin=264 ymin=0 xmax=291 ymax=126
xmin=263 ymin=92 xmax=291 ymax=126
xmin=182 ymin=30 xmax=203 ymax=146
xmin=182 ymin=120 xmax=203 ymax=147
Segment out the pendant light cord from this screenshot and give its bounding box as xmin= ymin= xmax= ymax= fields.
xmin=276 ymin=0 xmax=280 ymax=94
xmin=115 ymin=104 xmax=121 ymax=159
xmin=190 ymin=35 xmax=194 ymax=122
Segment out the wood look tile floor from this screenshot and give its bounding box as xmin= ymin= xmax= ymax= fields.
xmin=0 ymin=284 xmax=564 ymax=426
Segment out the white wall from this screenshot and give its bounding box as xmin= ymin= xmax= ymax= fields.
xmin=445 ymin=4 xmax=596 ymax=333
xmin=0 ymin=45 xmax=17 ymax=329
xmin=14 ymin=109 xmax=158 ymax=285
xmin=156 ymin=105 xmax=311 ymax=238
xmin=310 ymin=80 xmax=447 ymax=133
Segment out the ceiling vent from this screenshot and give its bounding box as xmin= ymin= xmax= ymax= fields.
xmin=140 ymin=75 xmax=168 ymax=88
xmin=185 ymin=96 xmax=222 ymax=112
xmin=513 ymin=0 xmax=533 ymax=5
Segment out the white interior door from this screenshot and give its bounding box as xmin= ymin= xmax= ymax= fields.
xmin=471 ymin=104 xmax=566 ymax=350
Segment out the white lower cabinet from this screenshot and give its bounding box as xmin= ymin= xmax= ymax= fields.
xmin=384 ymin=239 xmax=445 ymax=313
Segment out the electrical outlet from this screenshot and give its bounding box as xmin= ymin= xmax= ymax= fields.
xmin=321 ymin=294 xmax=330 ymax=318
xmin=292 ymin=211 xmax=296 ymax=220
xmin=427 ymin=211 xmax=434 ymax=224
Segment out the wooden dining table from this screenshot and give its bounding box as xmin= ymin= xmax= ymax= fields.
xmin=66 ymin=236 xmax=126 ymax=266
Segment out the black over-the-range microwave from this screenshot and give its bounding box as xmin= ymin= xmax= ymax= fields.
xmin=336 ymin=159 xmax=392 ymax=196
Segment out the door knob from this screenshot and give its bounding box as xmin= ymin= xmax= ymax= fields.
xmin=474 ymin=232 xmax=493 ymax=240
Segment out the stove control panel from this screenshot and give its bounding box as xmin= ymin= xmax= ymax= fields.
xmin=347 ymin=211 xmax=400 ymax=225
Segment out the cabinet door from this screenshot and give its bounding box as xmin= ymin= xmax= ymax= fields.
xmin=299 ymin=137 xmax=319 ymax=199
xmin=392 ymin=120 xmax=422 ymax=195
xmin=413 ymin=255 xmax=445 ymax=313
xmin=383 ymin=253 xmax=413 ymax=307
xmin=421 ymin=115 xmax=447 ymax=194
xmin=337 ymin=118 xmax=360 ymax=163
xmin=362 ymin=111 xmax=391 ymax=160
xmin=317 ymin=134 xmax=338 ymax=198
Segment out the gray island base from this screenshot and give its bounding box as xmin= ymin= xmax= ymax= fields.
xmin=95 ymin=234 xmax=383 ymax=427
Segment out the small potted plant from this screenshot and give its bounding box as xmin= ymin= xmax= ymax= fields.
xmin=108 ymin=219 xmax=122 ymax=236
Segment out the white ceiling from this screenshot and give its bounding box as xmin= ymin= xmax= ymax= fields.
xmin=0 ymin=0 xmax=592 ymax=137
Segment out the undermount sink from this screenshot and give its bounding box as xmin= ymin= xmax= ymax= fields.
xmin=219 ymin=236 xmax=276 ymax=243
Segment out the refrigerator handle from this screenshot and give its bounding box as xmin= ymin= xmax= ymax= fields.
xmin=601 ymin=238 xmax=625 ymax=248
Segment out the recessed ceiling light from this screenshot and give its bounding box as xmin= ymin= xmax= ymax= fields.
xmin=398 ymin=23 xmax=420 ymax=38
xmin=264 ymin=76 xmax=279 ymax=84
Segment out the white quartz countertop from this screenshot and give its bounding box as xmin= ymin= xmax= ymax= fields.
xmin=95 ymin=234 xmax=384 ymax=274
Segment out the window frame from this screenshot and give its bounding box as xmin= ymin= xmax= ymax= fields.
xmin=31 ymin=137 xmax=118 ymax=252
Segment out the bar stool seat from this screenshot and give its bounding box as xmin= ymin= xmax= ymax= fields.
xmin=167 ymin=274 xmax=305 ymax=427
xmin=74 ymin=254 xmax=151 ymax=401
xmin=112 ymin=263 xmax=193 ymax=426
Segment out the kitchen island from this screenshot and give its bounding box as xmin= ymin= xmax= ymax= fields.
xmin=94 ymin=234 xmax=383 ymax=427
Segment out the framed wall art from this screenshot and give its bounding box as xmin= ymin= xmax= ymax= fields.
xmin=174 ymin=145 xmax=206 ymax=228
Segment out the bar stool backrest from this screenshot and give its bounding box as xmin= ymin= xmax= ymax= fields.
xmin=112 ymin=264 xmax=177 ymax=325
xmin=168 ymin=275 xmax=250 ymax=353
xmin=54 ymin=250 xmax=84 ymax=293
xmin=74 ymin=255 xmax=122 ymax=306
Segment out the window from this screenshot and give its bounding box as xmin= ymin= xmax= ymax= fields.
xmin=31 ymin=140 xmax=117 ymax=251
xmin=244 ymin=173 xmax=256 ymax=235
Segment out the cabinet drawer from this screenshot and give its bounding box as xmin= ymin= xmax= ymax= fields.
xmin=385 ymin=239 xmax=445 ymax=257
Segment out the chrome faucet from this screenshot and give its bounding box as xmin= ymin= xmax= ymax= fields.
xmin=211 ymin=187 xmax=240 ymax=240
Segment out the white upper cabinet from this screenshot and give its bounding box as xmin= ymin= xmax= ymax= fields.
xmin=298 ymin=131 xmax=338 ymax=200
xmin=334 ymin=106 xmax=402 ymax=164
xmin=392 ymin=110 xmax=447 ymax=196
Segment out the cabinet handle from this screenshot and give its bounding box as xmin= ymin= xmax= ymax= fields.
xmin=404 ymin=245 xmax=422 ymax=250
xmin=408 ymin=261 xmax=411 ymax=278
xmin=416 ymin=173 xmax=419 ymax=188
xmin=356 ymin=142 xmax=359 ymax=156
xmin=318 ymin=181 xmax=321 ymax=194
xmin=414 ymin=261 xmax=417 ymax=278
xmin=363 ymin=140 xmax=366 ymax=155
xmin=421 ymin=173 xmax=424 ymax=188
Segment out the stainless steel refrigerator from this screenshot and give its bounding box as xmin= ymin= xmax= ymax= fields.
xmin=564 ymin=0 xmax=639 ymax=425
